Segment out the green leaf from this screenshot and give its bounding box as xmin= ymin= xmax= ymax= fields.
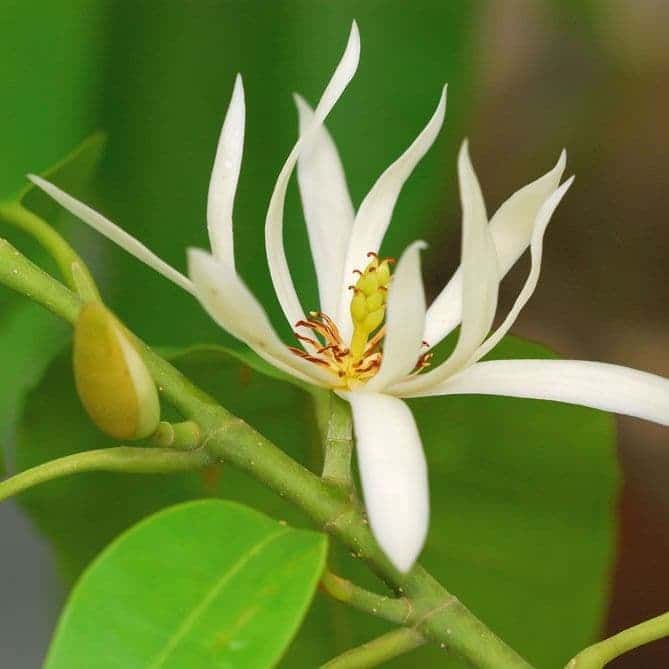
xmin=18 ymin=132 xmax=107 ymax=222
xmin=0 ymin=3 xmax=105 ymax=200
xmin=0 ymin=302 xmax=69 ymax=467
xmin=45 ymin=500 xmax=327 ymax=669
xmin=0 ymin=2 xmax=106 ymax=454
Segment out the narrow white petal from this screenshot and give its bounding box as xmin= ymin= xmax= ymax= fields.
xmin=207 ymin=74 xmax=245 ymax=269
xmin=336 ymin=86 xmax=447 ymax=342
xmin=423 ymin=150 xmax=567 ymax=347
xmin=346 ymin=392 xmax=429 ymax=572
xmin=365 ymin=241 xmax=427 ymax=391
xmin=401 ymin=358 xmax=669 ymax=427
xmin=265 ymin=22 xmax=360 ymax=332
xmin=294 ymin=94 xmax=355 ymax=318
xmin=393 ymin=142 xmax=498 ymax=396
xmin=472 ymin=177 xmax=573 ymax=362
xmin=27 ymin=175 xmax=195 ymax=295
xmin=187 ymin=249 xmax=334 ymax=387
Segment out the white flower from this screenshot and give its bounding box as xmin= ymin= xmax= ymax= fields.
xmin=29 ymin=22 xmax=669 ymax=573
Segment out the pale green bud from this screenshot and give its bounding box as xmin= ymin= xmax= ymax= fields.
xmin=73 ymin=303 xmax=160 ymax=440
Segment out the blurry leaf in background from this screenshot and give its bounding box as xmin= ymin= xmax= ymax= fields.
xmin=45 ymin=500 xmax=327 ymax=669
xmin=0 ymin=1 xmax=106 ymax=458
xmin=19 ymin=133 xmax=107 ymax=223
xmin=0 ymin=2 xmax=105 ymax=199
xmin=96 ymin=2 xmax=477 ymax=347
xmin=15 ymin=336 xmax=618 ymax=667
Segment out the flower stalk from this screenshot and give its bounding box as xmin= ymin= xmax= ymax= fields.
xmin=320 ymin=628 xmax=425 ymax=669
xmin=566 ymin=611 xmax=669 ymax=668
xmin=149 ymin=421 xmax=202 ymax=450
xmin=320 ymin=569 xmax=414 ymax=625
xmin=321 ymin=393 xmax=355 ymax=490
xmin=0 ymin=447 xmax=211 ymax=504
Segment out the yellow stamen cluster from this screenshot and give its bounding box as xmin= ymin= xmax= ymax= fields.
xmin=289 ymin=252 xmax=431 ymax=389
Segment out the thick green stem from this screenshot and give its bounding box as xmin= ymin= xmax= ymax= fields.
xmin=321 ymin=570 xmax=414 ymax=625
xmin=0 ymin=202 xmax=100 ymax=300
xmin=321 ymin=393 xmax=354 ymax=489
xmin=0 ymin=447 xmax=211 ymax=503
xmin=320 ymin=628 xmax=425 ymax=669
xmin=0 ymin=239 xmax=534 ymax=669
xmin=0 ymin=238 xmax=82 ymax=321
xmin=567 ymin=611 xmax=669 ymax=668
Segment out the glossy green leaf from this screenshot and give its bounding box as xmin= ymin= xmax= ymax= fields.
xmin=45 ymin=500 xmax=327 ymax=669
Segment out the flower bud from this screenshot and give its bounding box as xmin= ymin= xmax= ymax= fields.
xmin=73 ymin=303 xmax=160 ymax=440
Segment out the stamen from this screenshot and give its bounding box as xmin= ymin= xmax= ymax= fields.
xmin=288 ymin=249 xmax=432 ymax=389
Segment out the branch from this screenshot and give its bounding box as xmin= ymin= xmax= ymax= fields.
xmin=320 ymin=628 xmax=425 ymax=668
xmin=0 ymin=238 xmax=534 ymax=669
xmin=566 ymin=611 xmax=669 ymax=668
xmin=0 ymin=446 xmax=211 ymax=503
xmin=321 ymin=570 xmax=414 ymax=625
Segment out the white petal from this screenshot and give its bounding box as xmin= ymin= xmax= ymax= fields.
xmin=187 ymin=249 xmax=334 ymax=387
xmin=365 ymin=241 xmax=427 ymax=391
xmin=207 ymin=74 xmax=245 ymax=269
xmin=346 ymin=392 xmax=429 ymax=572
xmin=27 ymin=175 xmax=195 ymax=295
xmin=294 ymin=94 xmax=355 ymax=318
xmin=423 ymin=150 xmax=566 ymax=347
xmin=336 ymin=86 xmax=447 ymax=342
xmin=473 ymin=177 xmax=574 ymax=362
xmin=405 ymin=358 xmax=669 ymax=426
xmin=265 ymin=22 xmax=360 ymax=332
xmin=392 ymin=142 xmax=498 ymax=396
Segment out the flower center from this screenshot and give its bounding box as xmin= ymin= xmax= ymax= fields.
xmin=290 ymin=252 xmax=431 ymax=389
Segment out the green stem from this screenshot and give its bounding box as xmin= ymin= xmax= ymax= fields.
xmin=0 ymin=238 xmax=82 ymax=320
xmin=0 ymin=201 xmax=100 ymax=300
xmin=0 ymin=239 xmax=534 ymax=669
xmin=0 ymin=447 xmax=211 ymax=503
xmin=566 ymin=611 xmax=669 ymax=668
xmin=322 ymin=393 xmax=354 ymax=489
xmin=320 ymin=628 xmax=425 ymax=669
xmin=321 ymin=570 xmax=414 ymax=625
xmin=149 ymin=421 xmax=202 ymax=450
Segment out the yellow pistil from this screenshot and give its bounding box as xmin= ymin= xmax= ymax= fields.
xmin=349 ymin=253 xmax=392 ymax=360
xmin=289 ymin=252 xmax=430 ymax=389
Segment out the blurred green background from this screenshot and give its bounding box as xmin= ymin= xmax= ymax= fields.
xmin=1 ymin=1 xmax=668 ymax=667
